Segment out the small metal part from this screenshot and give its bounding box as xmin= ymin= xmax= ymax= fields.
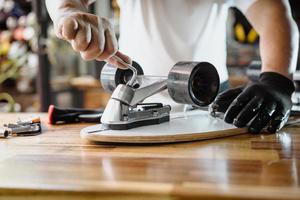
xmin=16 ymin=117 xmax=41 ymax=125
xmin=208 ymin=104 xmax=225 ymax=119
xmin=10 ymin=123 xmax=41 ymax=137
xmin=10 ymin=124 xmax=33 ymax=133
xmin=111 ymin=55 xmax=138 ymax=86
xmin=209 ymin=104 xmax=217 ymax=118
xmin=0 ymin=129 xmax=9 ymax=138
xmin=2 ymin=116 xmax=42 ymax=138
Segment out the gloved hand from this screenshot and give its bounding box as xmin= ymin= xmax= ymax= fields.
xmin=45 ymin=0 xmax=130 ymax=68
xmin=211 ymin=72 xmax=295 ymax=133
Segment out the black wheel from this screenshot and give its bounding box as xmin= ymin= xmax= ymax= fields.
xmin=100 ymin=61 xmax=144 ymax=93
xmin=167 ymin=62 xmax=220 ymax=106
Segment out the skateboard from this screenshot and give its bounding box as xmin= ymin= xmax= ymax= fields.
xmin=80 ymin=110 xmax=247 ymax=144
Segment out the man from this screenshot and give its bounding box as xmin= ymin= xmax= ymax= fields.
xmin=46 ymin=0 xmax=299 ymax=133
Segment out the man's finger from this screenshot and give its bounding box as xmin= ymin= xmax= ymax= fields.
xmin=212 ymin=86 xmax=244 ymax=113
xmin=60 ymin=17 xmax=78 ymax=40
xmin=216 ymin=86 xmax=244 ymax=100
xmin=96 ymin=29 xmax=118 ymax=61
xmin=224 ymin=91 xmax=252 ymax=123
xmin=115 ymin=51 xmax=132 ymax=65
xmin=267 ymin=106 xmax=290 ymax=133
xmin=106 ymin=51 xmax=132 ymax=69
xmin=233 ymin=96 xmax=263 ymax=127
xmin=80 ymin=26 xmax=102 ymax=60
xmin=71 ymin=22 xmax=91 ymax=52
xmin=248 ymin=101 xmax=277 ymax=133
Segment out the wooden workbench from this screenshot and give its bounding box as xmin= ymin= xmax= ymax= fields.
xmin=0 ymin=113 xmax=299 ymax=200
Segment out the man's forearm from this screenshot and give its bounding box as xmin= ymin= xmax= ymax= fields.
xmin=246 ymin=0 xmax=299 ymax=79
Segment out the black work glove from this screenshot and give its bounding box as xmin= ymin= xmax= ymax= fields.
xmin=211 ymin=72 xmax=295 ymax=133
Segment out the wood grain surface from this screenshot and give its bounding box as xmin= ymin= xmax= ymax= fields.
xmin=0 ymin=113 xmax=300 ymax=200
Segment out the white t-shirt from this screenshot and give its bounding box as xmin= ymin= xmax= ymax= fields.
xmin=117 ymin=0 xmax=256 ymax=111
xmin=118 ymin=0 xmax=256 ymax=82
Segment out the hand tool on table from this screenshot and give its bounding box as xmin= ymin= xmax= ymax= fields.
xmin=0 ymin=117 xmax=42 ymax=138
xmin=99 ymin=58 xmax=220 ymax=130
xmin=48 ymin=105 xmax=103 ymax=124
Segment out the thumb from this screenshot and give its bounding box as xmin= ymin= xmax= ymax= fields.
xmin=106 ymin=51 xmax=132 ymax=69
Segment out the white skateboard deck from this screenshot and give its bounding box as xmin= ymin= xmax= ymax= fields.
xmin=80 ymin=110 xmax=248 ymax=144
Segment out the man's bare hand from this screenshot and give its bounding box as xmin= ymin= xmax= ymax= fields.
xmin=46 ymin=0 xmax=131 ymax=68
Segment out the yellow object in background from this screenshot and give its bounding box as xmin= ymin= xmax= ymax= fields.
xmin=235 ymin=23 xmax=246 ymax=43
xmin=0 ymin=42 xmax=11 ymax=56
xmin=234 ymin=22 xmax=259 ymax=44
xmin=232 ymin=7 xmax=259 ymax=44
xmin=247 ymin=28 xmax=259 ymax=43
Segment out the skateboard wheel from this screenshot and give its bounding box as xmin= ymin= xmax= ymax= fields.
xmin=167 ymin=62 xmax=220 ymax=106
xmin=100 ymin=61 xmax=144 ymax=93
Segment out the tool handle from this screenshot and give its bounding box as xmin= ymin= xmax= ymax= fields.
xmin=48 ymin=105 xmax=103 ymax=124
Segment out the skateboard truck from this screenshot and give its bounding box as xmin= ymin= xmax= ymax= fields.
xmin=100 ymin=60 xmax=220 ymax=130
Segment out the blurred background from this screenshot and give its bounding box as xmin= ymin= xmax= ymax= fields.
xmin=0 ymin=0 xmax=299 ymax=113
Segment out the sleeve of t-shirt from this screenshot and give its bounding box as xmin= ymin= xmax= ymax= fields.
xmin=88 ymin=0 xmax=96 ymax=5
xmin=231 ymin=0 xmax=257 ymax=13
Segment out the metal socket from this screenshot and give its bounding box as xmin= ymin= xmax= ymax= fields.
xmin=100 ymin=61 xmax=144 ymax=93
xmin=167 ymin=62 xmax=220 ymax=107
